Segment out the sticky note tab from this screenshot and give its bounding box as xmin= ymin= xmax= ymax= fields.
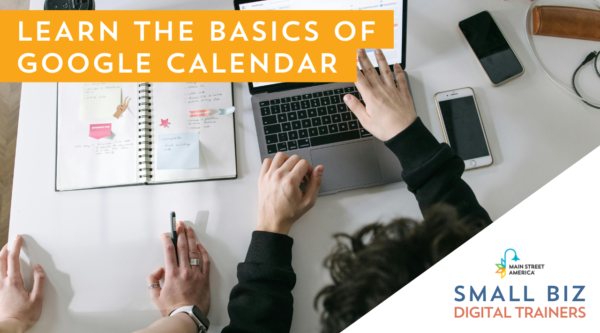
xmin=157 ymin=132 xmax=200 ymax=170
xmin=80 ymin=83 xmax=122 ymax=120
xmin=89 ymin=124 xmax=112 ymax=140
xmin=189 ymin=107 xmax=235 ymax=117
xmin=190 ymin=110 xmax=211 ymax=117
xmin=218 ymin=107 xmax=236 ymax=115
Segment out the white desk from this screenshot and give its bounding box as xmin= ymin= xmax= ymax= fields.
xmin=10 ymin=0 xmax=600 ymax=332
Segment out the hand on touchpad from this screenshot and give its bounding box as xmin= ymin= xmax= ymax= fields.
xmin=310 ymin=141 xmax=382 ymax=193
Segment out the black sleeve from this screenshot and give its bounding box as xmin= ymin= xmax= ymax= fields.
xmin=385 ymin=117 xmax=492 ymax=224
xmin=222 ymin=231 xmax=296 ymax=333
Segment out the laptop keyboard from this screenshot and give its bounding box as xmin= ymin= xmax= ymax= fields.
xmin=260 ymin=86 xmax=372 ymax=154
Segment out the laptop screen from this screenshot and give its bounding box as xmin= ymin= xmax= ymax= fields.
xmin=238 ymin=0 xmax=406 ymax=90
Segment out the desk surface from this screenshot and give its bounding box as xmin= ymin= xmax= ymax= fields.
xmin=10 ymin=0 xmax=600 ymax=332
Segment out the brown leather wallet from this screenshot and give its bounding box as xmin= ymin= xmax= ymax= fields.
xmin=533 ymin=6 xmax=600 ymax=42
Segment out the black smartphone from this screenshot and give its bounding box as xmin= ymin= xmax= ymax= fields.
xmin=458 ymin=11 xmax=524 ymax=86
xmin=170 ymin=212 xmax=178 ymax=265
xmin=44 ymin=0 xmax=95 ymax=10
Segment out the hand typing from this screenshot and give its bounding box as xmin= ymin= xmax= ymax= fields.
xmin=257 ymin=153 xmax=323 ymax=235
xmin=344 ymin=49 xmax=418 ymax=142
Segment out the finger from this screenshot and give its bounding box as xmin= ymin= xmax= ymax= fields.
xmin=197 ymin=243 xmax=210 ymax=276
xmin=280 ymin=154 xmax=302 ymax=172
xmin=358 ymin=49 xmax=382 ymax=87
xmin=161 ymin=233 xmax=178 ymax=272
xmin=354 ymin=66 xmax=372 ymax=100
xmin=186 ymin=227 xmax=200 ymax=265
xmin=7 ymin=235 xmax=22 ymax=278
xmin=0 ymin=244 xmax=7 ymax=278
xmin=374 ymin=49 xmax=394 ymax=88
xmin=147 ymin=267 xmax=164 ymax=300
xmin=270 ymin=152 xmax=290 ymax=170
xmin=176 ymin=222 xmax=190 ymax=267
xmin=303 ymin=165 xmax=324 ymax=209
xmin=344 ymin=94 xmax=369 ymax=122
xmin=394 ymin=63 xmax=410 ymax=98
xmin=291 ymin=159 xmax=313 ymax=183
xmin=260 ymin=158 xmax=273 ymax=179
xmin=30 ymin=264 xmax=45 ymax=303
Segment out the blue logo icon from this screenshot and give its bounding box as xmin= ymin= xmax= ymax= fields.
xmin=495 ymin=248 xmax=520 ymax=279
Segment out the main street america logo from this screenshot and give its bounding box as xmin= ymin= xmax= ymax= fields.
xmin=495 ymin=248 xmax=520 ymax=279
xmin=495 ymin=249 xmax=545 ymax=279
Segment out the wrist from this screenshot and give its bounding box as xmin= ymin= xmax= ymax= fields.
xmin=173 ymin=313 xmax=198 ymax=333
xmin=257 ymin=218 xmax=291 ymax=235
xmin=384 ymin=115 xmax=417 ymax=141
xmin=0 ymin=318 xmax=28 ymax=333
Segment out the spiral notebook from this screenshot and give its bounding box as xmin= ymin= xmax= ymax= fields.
xmin=55 ymin=82 xmax=237 ymax=191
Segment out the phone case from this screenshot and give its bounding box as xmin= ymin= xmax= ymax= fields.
xmin=434 ymin=87 xmax=494 ymax=171
xmin=457 ymin=11 xmax=525 ymax=87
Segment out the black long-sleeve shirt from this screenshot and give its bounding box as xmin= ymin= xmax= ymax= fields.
xmin=222 ymin=118 xmax=492 ymax=333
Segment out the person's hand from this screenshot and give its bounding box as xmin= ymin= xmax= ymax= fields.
xmin=344 ymin=49 xmax=418 ymax=142
xmin=147 ymin=223 xmax=210 ymax=317
xmin=0 ymin=235 xmax=45 ymax=332
xmin=257 ymin=153 xmax=323 ymax=235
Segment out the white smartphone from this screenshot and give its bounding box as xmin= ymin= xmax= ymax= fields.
xmin=434 ymin=87 xmax=493 ymax=170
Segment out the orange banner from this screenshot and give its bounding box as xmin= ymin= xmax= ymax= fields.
xmin=0 ymin=10 xmax=394 ymax=82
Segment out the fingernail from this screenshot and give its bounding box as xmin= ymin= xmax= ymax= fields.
xmin=394 ymin=63 xmax=400 ymax=68
xmin=358 ymin=49 xmax=365 ymax=54
xmin=15 ymin=235 xmax=21 ymax=240
xmin=317 ymin=166 xmax=324 ymax=175
xmin=375 ymin=49 xmax=382 ymax=55
xmin=35 ymin=264 xmax=43 ymax=272
xmin=344 ymin=94 xmax=352 ymax=102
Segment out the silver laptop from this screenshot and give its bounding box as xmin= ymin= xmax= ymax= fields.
xmin=236 ymin=0 xmax=411 ymax=194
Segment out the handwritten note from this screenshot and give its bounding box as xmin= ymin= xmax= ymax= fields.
xmin=80 ymin=83 xmax=122 ymax=120
xmin=186 ymin=116 xmax=221 ymax=131
xmin=73 ymin=140 xmax=134 ymax=156
xmin=157 ymin=132 xmax=200 ymax=170
xmin=183 ymin=83 xmax=230 ymax=113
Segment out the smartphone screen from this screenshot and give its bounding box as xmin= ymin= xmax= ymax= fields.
xmin=439 ymin=96 xmax=490 ymax=161
xmin=459 ymin=11 xmax=523 ymax=85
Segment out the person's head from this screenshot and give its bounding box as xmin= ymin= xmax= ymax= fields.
xmin=314 ymin=204 xmax=487 ymax=333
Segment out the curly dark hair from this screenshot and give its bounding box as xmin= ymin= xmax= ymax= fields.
xmin=314 ymin=204 xmax=488 ymax=333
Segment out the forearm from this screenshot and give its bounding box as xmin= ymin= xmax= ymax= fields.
xmin=385 ymin=117 xmax=492 ymax=224
xmin=0 ymin=319 xmax=27 ymax=333
xmin=222 ymin=231 xmax=296 ymax=333
xmin=134 ymin=314 xmax=196 ymax=333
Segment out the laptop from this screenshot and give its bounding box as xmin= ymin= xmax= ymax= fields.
xmin=235 ymin=0 xmax=411 ymax=194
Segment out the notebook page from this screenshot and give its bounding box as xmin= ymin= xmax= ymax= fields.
xmin=56 ymin=83 xmax=139 ymax=190
xmin=151 ymin=82 xmax=236 ymax=183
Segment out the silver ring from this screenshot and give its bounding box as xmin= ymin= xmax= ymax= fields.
xmin=190 ymin=259 xmax=200 ymax=266
xmin=148 ymin=283 xmax=160 ymax=290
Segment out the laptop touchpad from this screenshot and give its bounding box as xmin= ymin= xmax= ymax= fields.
xmin=310 ymin=141 xmax=382 ymax=193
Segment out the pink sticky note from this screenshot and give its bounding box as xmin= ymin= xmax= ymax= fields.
xmin=89 ymin=123 xmax=111 ymax=140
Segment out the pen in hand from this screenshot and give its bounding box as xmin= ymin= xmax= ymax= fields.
xmin=171 ymin=211 xmax=179 ymax=266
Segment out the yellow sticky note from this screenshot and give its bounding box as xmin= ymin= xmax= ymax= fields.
xmin=80 ymin=83 xmax=122 ymax=120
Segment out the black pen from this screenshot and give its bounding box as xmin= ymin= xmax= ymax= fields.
xmin=170 ymin=211 xmax=179 ymax=265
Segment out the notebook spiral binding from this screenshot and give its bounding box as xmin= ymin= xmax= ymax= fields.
xmin=137 ymin=83 xmax=153 ymax=180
